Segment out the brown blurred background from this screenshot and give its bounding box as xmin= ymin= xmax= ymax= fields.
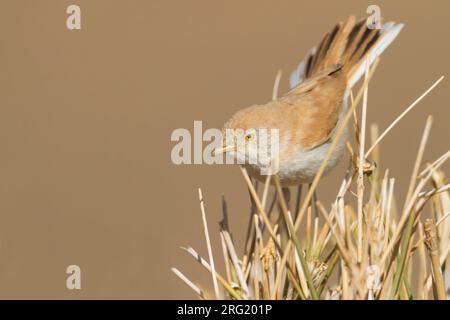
xmin=0 ymin=0 xmax=448 ymax=299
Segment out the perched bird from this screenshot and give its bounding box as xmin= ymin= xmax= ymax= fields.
xmin=214 ymin=16 xmax=403 ymax=186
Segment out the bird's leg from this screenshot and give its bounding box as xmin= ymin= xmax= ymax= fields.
xmin=294 ymin=184 xmax=303 ymax=220
xmin=277 ymin=187 xmax=291 ymax=242
xmin=243 ymin=178 xmax=258 ymax=264
xmin=260 ymin=191 xmax=278 ymax=235
xmin=312 ymin=189 xmax=318 ymax=218
xmin=282 ymin=187 xmax=291 ymax=210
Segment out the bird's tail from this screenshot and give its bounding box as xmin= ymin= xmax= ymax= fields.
xmin=289 ymin=16 xmax=404 ymax=90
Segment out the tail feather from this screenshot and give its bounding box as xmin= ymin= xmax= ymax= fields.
xmin=289 ymin=16 xmax=403 ymax=90
xmin=346 ymin=22 xmax=403 ymax=88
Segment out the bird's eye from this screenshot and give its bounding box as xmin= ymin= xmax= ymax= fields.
xmin=245 ymin=133 xmax=254 ymax=142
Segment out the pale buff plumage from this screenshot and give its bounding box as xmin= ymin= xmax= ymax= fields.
xmin=217 ymin=16 xmax=404 ymax=186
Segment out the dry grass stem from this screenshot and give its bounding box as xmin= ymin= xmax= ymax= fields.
xmin=173 ymin=71 xmax=447 ymax=300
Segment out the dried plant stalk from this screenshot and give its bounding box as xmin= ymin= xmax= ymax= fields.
xmin=172 ymin=74 xmax=447 ymax=300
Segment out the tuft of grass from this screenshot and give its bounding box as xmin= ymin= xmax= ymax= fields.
xmin=172 ymin=69 xmax=448 ymax=300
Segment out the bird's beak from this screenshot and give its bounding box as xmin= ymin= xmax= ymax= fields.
xmin=213 ymin=144 xmax=236 ymax=156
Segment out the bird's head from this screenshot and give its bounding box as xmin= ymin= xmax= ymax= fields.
xmin=214 ymin=106 xmax=280 ymax=173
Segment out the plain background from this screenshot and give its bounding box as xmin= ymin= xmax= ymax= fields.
xmin=0 ymin=0 xmax=449 ymax=299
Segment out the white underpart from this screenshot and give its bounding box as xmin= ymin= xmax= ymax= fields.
xmin=280 ymin=130 xmax=348 ymax=184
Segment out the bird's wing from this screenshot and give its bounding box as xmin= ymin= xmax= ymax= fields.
xmin=282 ymin=64 xmax=347 ymax=151
xmin=286 ymin=64 xmax=343 ymax=96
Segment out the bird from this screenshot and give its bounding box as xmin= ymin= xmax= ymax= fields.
xmin=214 ymin=16 xmax=403 ymax=186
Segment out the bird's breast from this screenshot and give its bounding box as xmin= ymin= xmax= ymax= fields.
xmin=276 ymin=126 xmax=348 ymax=186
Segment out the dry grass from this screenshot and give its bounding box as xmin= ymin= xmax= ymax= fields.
xmin=172 ymin=66 xmax=449 ymax=300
